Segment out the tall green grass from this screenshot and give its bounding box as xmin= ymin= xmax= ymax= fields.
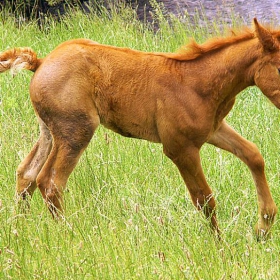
xmin=0 ymin=5 xmax=280 ymax=280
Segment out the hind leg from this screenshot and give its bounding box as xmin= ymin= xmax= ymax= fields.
xmin=36 ymin=113 xmax=99 ymax=217
xmin=16 ymin=118 xmax=52 ymax=201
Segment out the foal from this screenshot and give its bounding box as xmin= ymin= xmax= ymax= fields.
xmin=0 ymin=18 xmax=278 ymax=238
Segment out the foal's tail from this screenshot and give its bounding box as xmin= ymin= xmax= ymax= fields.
xmin=0 ymin=47 xmax=41 ymax=75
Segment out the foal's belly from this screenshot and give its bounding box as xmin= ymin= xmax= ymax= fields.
xmin=101 ymin=119 xmax=161 ymax=143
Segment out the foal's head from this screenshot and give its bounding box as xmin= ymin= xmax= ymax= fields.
xmin=254 ymin=18 xmax=280 ymax=108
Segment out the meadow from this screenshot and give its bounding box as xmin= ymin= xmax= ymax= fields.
xmin=0 ymin=4 xmax=280 ymax=279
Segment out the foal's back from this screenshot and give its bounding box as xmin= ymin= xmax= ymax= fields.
xmin=31 ymin=39 xmax=199 ymax=143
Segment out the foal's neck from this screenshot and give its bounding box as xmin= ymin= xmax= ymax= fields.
xmin=202 ymin=38 xmax=260 ymax=99
xmin=183 ymin=38 xmax=262 ymax=124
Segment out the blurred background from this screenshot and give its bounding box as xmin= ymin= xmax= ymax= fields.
xmin=1 ymin=0 xmax=279 ymax=27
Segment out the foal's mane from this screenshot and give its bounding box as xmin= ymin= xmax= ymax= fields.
xmin=166 ymin=26 xmax=280 ymax=61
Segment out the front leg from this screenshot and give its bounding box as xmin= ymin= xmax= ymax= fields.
xmin=208 ymin=121 xmax=277 ymax=239
xmin=162 ymin=141 xmax=220 ymax=236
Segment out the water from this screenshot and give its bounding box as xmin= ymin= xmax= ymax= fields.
xmin=127 ymin=0 xmax=280 ymax=26
xmin=163 ymin=0 xmax=280 ymax=25
xmin=6 ymin=0 xmax=279 ymax=28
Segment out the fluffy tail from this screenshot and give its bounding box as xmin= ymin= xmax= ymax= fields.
xmin=0 ymin=47 xmax=40 ymax=75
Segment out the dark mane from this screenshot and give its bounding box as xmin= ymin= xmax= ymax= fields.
xmin=166 ymin=27 xmax=256 ymax=61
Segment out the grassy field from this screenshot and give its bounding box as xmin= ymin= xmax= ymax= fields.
xmin=0 ymin=5 xmax=280 ymax=279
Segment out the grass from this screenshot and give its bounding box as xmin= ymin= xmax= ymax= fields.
xmin=0 ymin=5 xmax=280 ymax=280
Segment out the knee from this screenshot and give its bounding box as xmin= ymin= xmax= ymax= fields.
xmin=244 ymin=143 xmax=265 ymax=172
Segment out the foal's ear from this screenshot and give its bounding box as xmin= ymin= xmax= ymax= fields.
xmin=254 ymin=18 xmax=280 ymax=52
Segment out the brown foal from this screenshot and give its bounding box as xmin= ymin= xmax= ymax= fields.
xmin=0 ymin=18 xmax=278 ymax=238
